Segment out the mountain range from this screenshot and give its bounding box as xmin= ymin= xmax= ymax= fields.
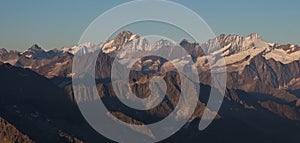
xmin=0 ymin=31 xmax=300 ymax=143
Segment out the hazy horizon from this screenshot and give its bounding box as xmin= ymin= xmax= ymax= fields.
xmin=0 ymin=0 xmax=299 ymax=50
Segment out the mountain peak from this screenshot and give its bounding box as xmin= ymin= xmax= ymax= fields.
xmin=114 ymin=30 xmax=140 ymax=42
xmin=217 ymin=33 xmax=262 ymax=42
xmin=116 ymin=30 xmax=133 ymax=39
xmin=180 ymin=39 xmax=190 ymax=44
xmin=64 ymin=42 xmax=97 ymax=55
xmin=120 ymin=30 xmax=132 ymax=35
xmin=29 ymin=44 xmax=43 ymax=51
xmin=246 ymin=33 xmax=262 ymax=40
xmin=218 ymin=34 xmax=240 ymax=40
xmin=0 ymin=48 xmax=8 ymax=54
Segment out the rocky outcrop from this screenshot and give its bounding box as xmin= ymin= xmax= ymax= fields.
xmin=0 ymin=117 xmax=34 ymax=143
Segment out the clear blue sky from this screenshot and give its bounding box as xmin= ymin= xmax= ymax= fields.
xmin=0 ymin=0 xmax=299 ymax=50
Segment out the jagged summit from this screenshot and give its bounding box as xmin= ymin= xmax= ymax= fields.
xmin=29 ymin=44 xmax=43 ymax=51
xmin=59 ymin=31 xmax=300 ymax=65
xmin=61 ymin=31 xmax=268 ymax=57
xmin=62 ymin=42 xmax=97 ymax=55
xmin=218 ymin=33 xmax=262 ymax=40
xmin=62 ymin=31 xmax=141 ymax=55
xmin=115 ymin=30 xmax=134 ymax=39
xmin=101 ymin=30 xmax=141 ymax=54
xmin=180 ymin=33 xmax=263 ymax=48
xmin=0 ymin=48 xmax=8 ymax=54
xmin=180 ymin=39 xmax=200 ymax=47
xmin=3 ymin=31 xmax=298 ymax=67
xmin=247 ymin=33 xmax=261 ymax=40
xmin=112 ymin=30 xmax=140 ymax=44
xmin=180 ymin=39 xmax=189 ymax=43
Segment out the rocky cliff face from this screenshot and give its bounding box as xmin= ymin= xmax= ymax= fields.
xmin=182 ymin=34 xmax=300 ymax=120
xmin=0 ymin=117 xmax=34 ymax=143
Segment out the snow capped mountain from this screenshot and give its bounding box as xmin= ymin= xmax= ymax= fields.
xmin=179 ymin=33 xmax=300 ymax=106
xmin=19 ymin=44 xmax=63 ymax=60
xmin=101 ymin=31 xmax=141 ymax=54
xmin=62 ymin=42 xmax=99 ymax=55
xmin=61 ymin=31 xmax=141 ymax=55
xmin=1 ymin=31 xmax=299 ymax=80
xmin=61 ymin=31 xmax=300 ymax=69
xmin=264 ymin=44 xmax=300 ymax=64
xmin=114 ymin=38 xmax=189 ymax=71
xmin=202 ymin=33 xmax=269 ymax=56
xmin=203 ymin=32 xmax=300 ymax=65
xmin=195 ymin=33 xmax=300 ymax=73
